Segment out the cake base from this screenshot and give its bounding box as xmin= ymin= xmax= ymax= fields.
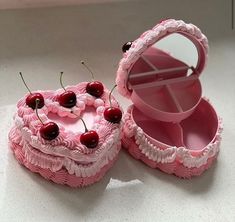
xmin=122 ymin=134 xmax=217 ymax=179
xmin=9 ymin=140 xmax=119 ymax=187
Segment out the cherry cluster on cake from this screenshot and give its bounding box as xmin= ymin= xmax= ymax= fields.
xmin=19 ymin=61 xmax=122 ymax=149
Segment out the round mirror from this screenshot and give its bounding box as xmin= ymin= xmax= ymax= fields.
xmin=127 ymin=33 xmax=203 ymax=122
xmin=152 ymin=33 xmax=198 ymax=68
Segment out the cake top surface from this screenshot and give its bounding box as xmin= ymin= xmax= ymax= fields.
xmin=13 ymin=82 xmax=122 ymax=162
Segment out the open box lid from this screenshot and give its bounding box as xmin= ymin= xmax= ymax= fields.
xmin=116 ymin=19 xmax=209 ymax=122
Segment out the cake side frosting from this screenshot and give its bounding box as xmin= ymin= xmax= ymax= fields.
xmin=9 ymin=82 xmax=122 ymax=177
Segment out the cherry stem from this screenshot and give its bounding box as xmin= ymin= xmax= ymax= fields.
xmin=60 ymin=72 xmax=66 ymax=92
xmin=70 ymin=111 xmax=88 ymax=132
xmin=190 ymin=66 xmax=198 ymax=75
xmin=35 ymin=99 xmax=44 ymax=125
xmin=19 ymin=72 xmax=32 ymax=94
xmin=109 ymin=84 xmax=117 ymax=107
xmin=81 ymin=60 xmax=95 ymax=81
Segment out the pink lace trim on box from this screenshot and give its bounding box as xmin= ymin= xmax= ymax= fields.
xmin=122 ymin=100 xmax=222 ymax=169
xmin=116 ymin=19 xmax=209 ymax=99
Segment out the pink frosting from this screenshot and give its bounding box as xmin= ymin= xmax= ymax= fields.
xmin=114 ymin=18 xmax=219 ymax=178
xmin=116 ymin=19 xmax=209 ymax=99
xmin=9 ymin=82 xmax=122 ymax=182
xmin=121 ymin=98 xmax=222 ymax=178
xmin=10 ymin=140 xmax=120 ymax=187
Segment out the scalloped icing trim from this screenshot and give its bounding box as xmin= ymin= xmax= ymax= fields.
xmin=116 ymin=19 xmax=209 ymax=99
xmin=9 ymin=127 xmax=121 ymax=178
xmin=122 ymin=101 xmax=222 ymax=169
xmin=10 ymin=82 xmax=122 ymax=175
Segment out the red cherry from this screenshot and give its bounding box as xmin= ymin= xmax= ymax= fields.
xmin=19 ymin=72 xmax=44 ymax=109
xmin=81 ymin=61 xmax=104 ymax=98
xmin=26 ymin=93 xmax=44 ymax=109
xmin=104 ymin=84 xmax=122 ymax=123
xmin=58 ymin=72 xmax=77 ymax=108
xmin=70 ymin=110 xmax=99 ymax=149
xmin=80 ymin=130 xmax=99 ymax=149
xmin=122 ymin=41 xmax=133 ymax=52
xmin=40 ymin=122 xmax=59 ymax=141
xmin=104 ymin=107 xmax=122 ymax=123
xmin=58 ymin=91 xmax=77 ymax=108
xmin=86 ymin=81 xmax=104 ymax=98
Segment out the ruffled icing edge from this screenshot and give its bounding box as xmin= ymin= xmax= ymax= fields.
xmin=9 ymin=126 xmax=121 ymax=178
xmin=122 ymin=99 xmax=222 ymax=169
xmin=115 ymin=19 xmax=209 ymax=99
xmin=10 ymin=82 xmax=122 ymax=164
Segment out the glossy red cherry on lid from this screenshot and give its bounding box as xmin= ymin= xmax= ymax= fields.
xmin=80 ymin=130 xmax=99 ymax=149
xmin=58 ymin=72 xmax=77 ymax=108
xmin=26 ymin=93 xmax=44 ymax=109
xmin=122 ymin=41 xmax=133 ymax=52
xmin=104 ymin=84 xmax=122 ymax=124
xmin=86 ymin=81 xmax=104 ymax=98
xmin=58 ymin=91 xmax=77 ymax=108
xmin=80 ymin=61 xmax=104 ymax=98
xmin=40 ymin=122 xmax=59 ymax=141
xmin=104 ymin=107 xmax=122 ymax=123
xmin=19 ymin=72 xmax=45 ymax=110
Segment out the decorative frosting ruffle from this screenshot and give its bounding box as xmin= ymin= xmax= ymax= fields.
xmin=9 ymin=127 xmax=121 ymax=177
xmin=10 ymin=82 xmax=122 ymax=175
xmin=116 ymin=19 xmax=209 ymax=99
xmin=123 ymin=103 xmax=222 ymax=169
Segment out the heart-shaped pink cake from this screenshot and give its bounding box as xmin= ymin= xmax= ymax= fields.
xmin=9 ymin=82 xmax=122 ymax=187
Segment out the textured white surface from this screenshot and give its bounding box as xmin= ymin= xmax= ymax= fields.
xmin=0 ymin=0 xmax=235 ymax=221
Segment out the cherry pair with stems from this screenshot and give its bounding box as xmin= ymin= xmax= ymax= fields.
xmin=19 ymin=62 xmax=122 ymax=148
xmin=19 ymin=61 xmax=103 ymax=110
xmin=34 ymin=98 xmax=99 ymax=149
xmin=34 ymin=84 xmax=120 ymax=148
xmin=21 ymin=42 xmax=131 ymax=110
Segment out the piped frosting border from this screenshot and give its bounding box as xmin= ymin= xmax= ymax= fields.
xmin=122 ymin=99 xmax=222 ymax=169
xmin=9 ymin=82 xmax=122 ymax=177
xmin=116 ymin=19 xmax=209 ymax=99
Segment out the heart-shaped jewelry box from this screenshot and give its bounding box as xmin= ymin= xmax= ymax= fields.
xmin=116 ymin=19 xmax=223 ymax=178
xmin=9 ymin=82 xmax=122 ymax=187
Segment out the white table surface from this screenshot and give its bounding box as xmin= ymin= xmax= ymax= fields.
xmin=0 ymin=1 xmax=235 ymax=221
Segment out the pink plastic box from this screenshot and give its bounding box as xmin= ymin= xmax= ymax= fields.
xmin=117 ymin=19 xmax=223 ymax=178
